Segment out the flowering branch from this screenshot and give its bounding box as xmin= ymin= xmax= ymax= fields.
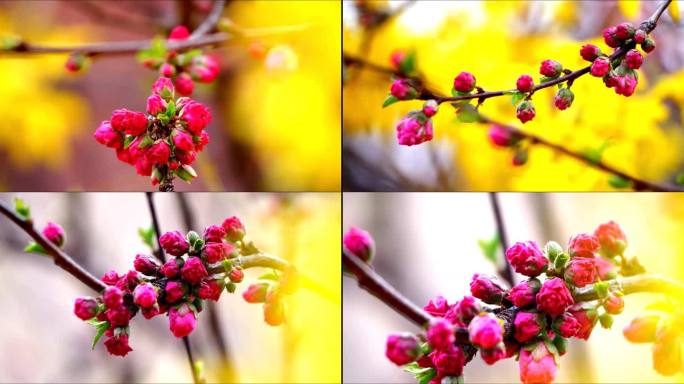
xmin=342 ymin=54 xmax=683 ymax=192
xmin=189 ymin=0 xmax=227 ymax=39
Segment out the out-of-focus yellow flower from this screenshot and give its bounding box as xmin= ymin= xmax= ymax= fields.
xmin=343 ymin=1 xmax=684 ymax=191
xmin=225 ymin=1 xmax=340 ymax=191
xmin=0 ymin=12 xmax=88 ymax=170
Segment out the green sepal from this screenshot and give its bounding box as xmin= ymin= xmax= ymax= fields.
xmin=456 ymin=103 xmax=480 ymax=123
xmin=510 ymin=91 xmax=526 ymax=106
xmin=24 ymin=241 xmax=47 ymax=255
xmin=138 ymin=135 xmax=154 ymax=149
xmin=157 ymin=113 xmax=170 ymax=125
xmin=593 ymin=281 xmax=610 ymax=299
xmin=85 ymin=319 xmax=110 ymax=350
xmin=608 ymin=175 xmax=631 ymax=189
xmin=599 ymin=313 xmax=614 ymax=329
xmin=166 ymin=101 xmax=176 ymax=119
xmin=382 ymin=94 xmax=400 ymax=108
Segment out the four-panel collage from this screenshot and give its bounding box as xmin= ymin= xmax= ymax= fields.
xmin=1 ymin=1 xmax=683 ymax=383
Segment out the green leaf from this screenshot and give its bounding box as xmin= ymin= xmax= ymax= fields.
xmin=403 ymin=362 xmax=429 ymax=375
xmin=456 ymin=104 xmax=480 ymax=123
xmin=478 ymin=233 xmax=500 ymax=265
xmin=24 ymin=242 xmax=47 ymax=255
xmin=398 ymin=50 xmax=417 ymax=75
xmin=136 ymin=36 xmax=167 ymax=63
xmin=675 ymin=172 xmax=684 ymax=185
xmin=259 ymin=272 xmax=280 ymax=281
xmin=14 ymin=197 xmax=30 ymax=221
xmin=593 ymin=281 xmax=610 ymax=299
xmin=89 ymin=320 xmax=110 ymax=350
xmin=608 ymin=175 xmax=632 ymax=189
xmin=194 ymin=360 xmax=204 ymax=382
xmin=382 ymin=94 xmax=399 ymax=108
xmin=599 ymin=313 xmax=614 ymax=329
xmin=416 ymin=368 xmax=437 ymax=384
xmin=138 ymin=135 xmax=154 ymax=149
xmin=138 ymin=226 xmax=155 ymax=250
xmin=166 ymin=101 xmax=176 ymax=119
xmin=0 ymin=35 xmax=22 ymax=50
xmin=510 ymin=91 xmax=525 ymax=106
xmin=123 ymin=135 xmax=135 ymax=149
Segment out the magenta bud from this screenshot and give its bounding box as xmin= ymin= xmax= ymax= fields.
xmin=42 ymin=222 xmax=65 ymax=247
xmin=453 ymin=71 xmax=476 ymax=93
xmin=579 ymin=44 xmax=602 ymax=62
xmin=539 ymin=59 xmax=562 ymax=78
xmin=103 ymin=286 xmax=123 ymax=309
xmin=469 ymin=273 xmax=506 ymax=304
xmin=343 ymin=226 xmax=375 ymax=263
xmin=133 ymin=283 xmax=157 ymax=308
xmin=422 ymin=99 xmax=438 ymax=117
xmin=516 ymin=74 xmax=534 ymax=93
xmin=134 ymin=254 xmax=161 ymax=276
xmin=74 ymin=297 xmax=99 ymax=320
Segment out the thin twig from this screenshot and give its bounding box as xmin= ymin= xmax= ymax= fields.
xmin=145 ymin=192 xmax=167 ymax=263
xmin=183 ymin=336 xmax=200 ymax=384
xmin=488 ymin=193 xmax=515 ymax=287
xmin=0 ymin=200 xmax=105 ymax=292
xmin=189 ymin=0 xmax=227 ymax=39
xmin=342 ymin=54 xmax=683 ymax=192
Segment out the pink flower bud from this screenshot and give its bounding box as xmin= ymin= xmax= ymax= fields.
xmin=159 ymin=63 xmax=177 ymax=77
xmin=568 ymin=233 xmax=600 ymax=258
xmin=625 ymin=49 xmax=643 ymax=69
xmin=104 ymin=334 xmax=133 ymax=357
xmin=161 ymin=258 xmax=182 ymax=278
xmin=134 ymin=254 xmax=160 ymax=276
xmin=197 ymin=278 xmax=222 ymax=301
xmin=604 ymin=294 xmax=624 ymax=314
xmin=169 ymin=304 xmax=197 ymax=338
xmin=168 ymin=25 xmax=190 ymax=40
xmin=422 ymin=99 xmax=438 ymax=118
xmin=390 ymin=79 xmax=418 ymax=100
xmin=614 ymin=73 xmax=638 ymax=97
xmin=507 ymin=279 xmax=541 ymax=308
xmin=516 ymin=74 xmax=534 ymax=92
xmin=536 ymin=278 xmax=574 ymax=317
xmin=103 ymin=286 xmax=123 ymax=309
xmin=111 ymin=109 xmax=148 ymax=136
xmin=603 ymin=26 xmax=621 ymax=48
xmin=148 ymin=141 xmax=171 ymax=165
xmin=553 ymin=313 xmax=580 ymax=338
xmin=385 ymin=333 xmax=420 ymax=366
xmin=593 ymin=257 xmax=617 ymax=280
xmin=569 ymin=306 xmax=598 ymax=340
xmin=579 ymin=44 xmax=602 ymax=62
xmin=389 ymin=50 xmax=407 ymax=70
xmin=203 ymin=242 xmax=234 ymax=264
xmin=427 ymin=318 xmax=455 ymax=350
xmin=590 ymin=56 xmax=611 ymax=77
xmin=106 ymin=305 xmax=131 ymax=327
xmin=614 ymin=22 xmax=635 ymax=40
xmin=514 ymin=311 xmax=544 ymax=343
xmin=445 ymin=295 xmax=480 ymax=325
xmin=642 ymin=36 xmax=656 ymax=53
xmin=102 ymin=270 xmax=120 ymax=286
xmin=553 ymin=87 xmax=574 ymax=111
xmin=480 ymin=345 xmax=506 ymax=365
xmin=196 ymin=131 xmax=210 ymax=152
xmin=94 ymin=121 xmax=123 ymax=149
xmin=146 ymin=94 xmax=167 ymax=116
xmin=42 ymin=222 xmax=65 ymax=247
xmin=593 ymin=220 xmax=627 ymax=257
xmin=176 ymin=149 xmax=197 ymax=165
xmin=142 ymin=305 xmax=160 ymax=319
xmin=74 ymin=297 xmax=98 ymax=320
xmin=453 ymin=71 xmax=476 ymax=93
xmin=118 ymin=270 xmax=141 ymax=291
xmin=243 ymin=282 xmax=269 ymax=303
xmin=505 ymin=241 xmax=548 ymax=277
xmin=173 ymin=130 xmax=195 ymax=152
xmin=133 ymin=283 xmax=157 ymax=308
xmin=424 ymin=295 xmax=450 ymax=318
xmin=180 ymin=256 xmax=208 ymax=284
xmin=469 ymin=274 xmax=506 ymax=304
xmin=160 ymin=230 xmax=189 ymax=256
xmin=518 ymin=342 xmax=558 ymax=384
xmin=165 ymin=280 xmax=186 ymax=303
xmin=488 ymin=124 xmax=520 ymax=147
xmin=468 ymin=313 xmax=503 ymax=349
xmin=539 ymin=60 xmax=562 ymax=78
xmin=65 ymin=53 xmax=85 ymax=72
xmin=174 ymin=73 xmax=195 ymax=96
xmin=190 ymin=56 xmax=220 ymax=83
xmin=152 ymin=77 xmax=175 ymax=100
xmin=623 ymin=315 xmax=660 ymax=343
xmin=634 ymin=29 xmax=647 ymax=44
xmin=516 ymin=100 xmax=536 ymax=124
xmin=396 ymin=115 xmax=434 ymax=146
xmin=222 ymin=216 xmax=246 ymax=242
xmin=343 ymin=226 xmax=375 ymax=263
xmin=180 ymin=100 xmax=211 ymax=135
xmin=564 ymin=258 xmax=597 ymax=287
xmin=202 ymin=225 xmax=226 ymax=243
xmin=430 ymin=346 xmax=465 ymax=376
xmin=264 ymin=300 xmax=285 ymax=326
xmin=228 ymin=268 xmax=244 ymax=283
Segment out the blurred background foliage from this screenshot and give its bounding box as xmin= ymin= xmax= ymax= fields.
xmin=343 ymin=0 xmax=684 ymax=191
xmin=0 ymin=0 xmax=340 ymax=191
xmin=343 ymin=192 xmax=684 ymax=383
xmin=0 ymin=192 xmax=340 ymax=383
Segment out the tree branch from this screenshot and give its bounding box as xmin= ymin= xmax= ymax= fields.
xmin=0 ymin=199 xmax=105 ymax=292
xmin=488 ymin=193 xmax=514 ymax=287
xmin=342 ymin=54 xmax=683 ymax=192
xmin=189 ymin=0 xmax=227 ymax=39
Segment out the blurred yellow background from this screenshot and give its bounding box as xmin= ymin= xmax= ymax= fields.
xmin=0 ymin=193 xmax=340 ymax=383
xmin=343 ymin=1 xmax=684 ymax=191
xmin=343 ymin=192 xmax=684 ymax=383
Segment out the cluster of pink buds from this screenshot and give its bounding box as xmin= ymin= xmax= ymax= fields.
xmin=381 ymin=221 xmax=639 ymax=383
xmin=94 ymin=77 xmax=211 ymax=188
xmin=141 ymin=26 xmax=221 ymax=96
xmin=71 ymin=216 xmax=293 ymax=357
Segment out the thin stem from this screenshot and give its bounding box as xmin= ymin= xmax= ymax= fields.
xmin=575 ymin=274 xmax=684 ymax=301
xmin=145 ymin=192 xmax=167 ymax=263
xmin=342 ymin=54 xmax=682 ymax=192
xmin=182 ymin=336 xmax=200 ymax=384
xmin=189 ymin=0 xmax=227 ymax=39
xmin=488 ymin=193 xmax=514 ymax=287
xmin=0 ymin=199 xmax=105 ymax=292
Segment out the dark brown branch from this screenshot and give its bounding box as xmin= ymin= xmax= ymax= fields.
xmin=189 ymin=0 xmax=227 ymax=39
xmin=183 ymin=337 xmax=200 ymax=384
xmin=0 ymin=199 xmax=105 ymax=292
xmin=488 ymin=193 xmax=514 ymax=287
xmin=145 ymin=192 xmax=167 ymax=263
xmin=342 ymin=54 xmax=683 ymax=192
